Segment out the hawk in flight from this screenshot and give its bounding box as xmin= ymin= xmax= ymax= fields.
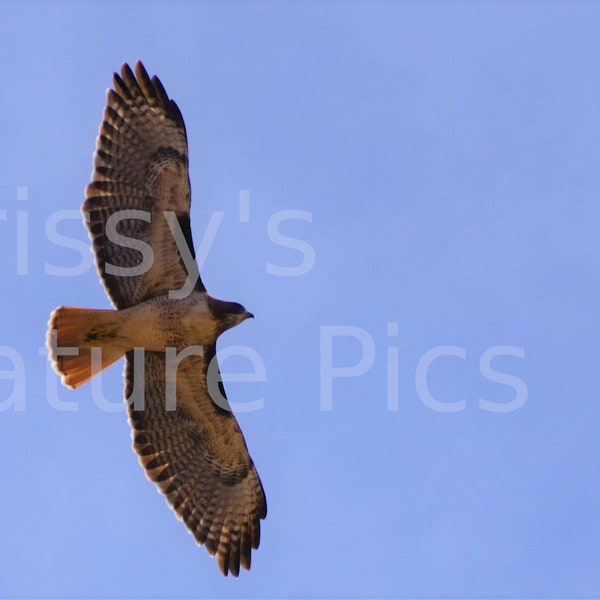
xmin=46 ymin=61 xmax=267 ymax=576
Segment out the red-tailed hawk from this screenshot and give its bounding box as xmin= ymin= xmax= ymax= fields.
xmin=46 ymin=61 xmax=267 ymax=577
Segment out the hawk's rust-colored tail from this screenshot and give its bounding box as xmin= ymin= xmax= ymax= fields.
xmin=47 ymin=306 xmax=126 ymax=388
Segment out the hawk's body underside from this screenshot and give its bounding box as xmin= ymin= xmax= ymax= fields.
xmin=47 ymin=62 xmax=266 ymax=577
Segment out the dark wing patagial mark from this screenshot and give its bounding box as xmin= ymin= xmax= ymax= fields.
xmin=83 ymin=61 xmax=205 ymax=310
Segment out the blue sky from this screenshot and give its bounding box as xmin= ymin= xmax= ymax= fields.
xmin=2 ymin=1 xmax=600 ymax=597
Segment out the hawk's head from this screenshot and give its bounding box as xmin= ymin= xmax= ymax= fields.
xmin=208 ymin=298 xmax=254 ymax=334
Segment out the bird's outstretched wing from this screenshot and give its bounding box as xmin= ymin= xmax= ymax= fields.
xmin=83 ymin=61 xmax=204 ymax=309
xmin=125 ymin=349 xmax=267 ymax=576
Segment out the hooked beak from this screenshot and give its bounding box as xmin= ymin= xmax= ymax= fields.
xmin=245 ymin=311 xmax=254 ymax=320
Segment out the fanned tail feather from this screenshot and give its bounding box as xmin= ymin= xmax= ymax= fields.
xmin=46 ymin=306 xmax=125 ymax=388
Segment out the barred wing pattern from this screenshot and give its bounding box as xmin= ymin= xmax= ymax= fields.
xmin=80 ymin=62 xmax=266 ymax=576
xmin=83 ymin=61 xmax=204 ymax=310
xmin=125 ymin=350 xmax=266 ymax=576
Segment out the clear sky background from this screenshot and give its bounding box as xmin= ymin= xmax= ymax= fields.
xmin=2 ymin=1 xmax=600 ymax=598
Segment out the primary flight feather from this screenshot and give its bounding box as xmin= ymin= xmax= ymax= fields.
xmin=46 ymin=61 xmax=267 ymax=577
